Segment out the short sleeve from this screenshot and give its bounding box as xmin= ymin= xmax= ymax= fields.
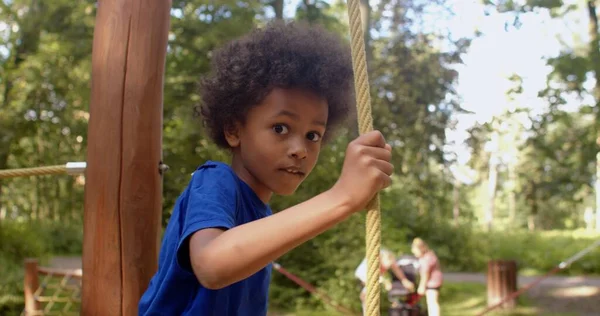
xmin=176 ymin=165 xmax=239 ymax=272
xmin=419 ymin=253 xmax=434 ymax=275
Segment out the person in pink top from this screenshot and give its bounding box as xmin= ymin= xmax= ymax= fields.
xmin=411 ymin=238 xmax=442 ymax=316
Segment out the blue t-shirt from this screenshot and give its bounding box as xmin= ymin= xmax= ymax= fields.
xmin=139 ymin=161 xmax=273 ymax=315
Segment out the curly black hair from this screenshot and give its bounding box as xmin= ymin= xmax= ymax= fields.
xmin=199 ymin=21 xmax=355 ymax=148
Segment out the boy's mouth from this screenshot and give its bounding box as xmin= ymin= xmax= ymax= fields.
xmin=279 ymin=167 xmax=305 ymax=177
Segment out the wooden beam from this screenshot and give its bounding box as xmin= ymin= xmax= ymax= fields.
xmin=24 ymin=259 xmax=40 ymax=315
xmin=82 ymin=0 xmax=171 ymax=314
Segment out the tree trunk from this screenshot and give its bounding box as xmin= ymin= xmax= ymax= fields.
xmin=486 ymin=155 xmax=498 ymax=231
xmin=0 ymin=146 xmax=9 ymax=220
xmin=486 ymin=130 xmax=499 ymax=231
xmin=526 ymin=181 xmax=538 ymax=231
xmin=597 ymin=153 xmax=600 ymax=231
xmin=585 ymin=206 xmax=594 ymax=230
xmin=508 ymin=162 xmax=516 ymax=223
xmin=527 ymin=215 xmax=536 ymax=231
xmin=588 ymin=0 xmax=600 ymax=232
xmin=273 ymin=0 xmax=284 ymax=20
xmin=0 ymin=0 xmax=43 ymax=218
xmin=588 ymin=1 xmax=599 ymax=102
xmin=453 ymin=177 xmax=460 ymax=225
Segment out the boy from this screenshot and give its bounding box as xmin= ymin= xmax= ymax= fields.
xmin=139 ymin=21 xmax=394 ymax=315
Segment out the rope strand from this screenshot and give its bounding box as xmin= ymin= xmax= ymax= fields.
xmin=346 ymin=1 xmax=382 ymax=315
xmin=0 ymin=162 xmax=87 ymax=179
xmin=0 ymin=165 xmax=68 ymax=178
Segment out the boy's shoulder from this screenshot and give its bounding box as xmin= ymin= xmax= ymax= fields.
xmin=185 ymin=160 xmax=241 ymax=198
xmin=190 ymin=160 xmax=236 ymax=183
xmin=193 ymin=159 xmax=232 ymax=173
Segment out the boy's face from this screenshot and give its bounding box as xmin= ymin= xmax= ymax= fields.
xmin=226 ymin=88 xmax=328 ymax=202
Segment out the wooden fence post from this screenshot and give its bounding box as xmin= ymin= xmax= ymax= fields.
xmin=82 ymin=0 xmax=171 ymax=315
xmin=24 ymin=258 xmax=40 ymax=315
xmin=487 ymin=259 xmax=518 ymax=309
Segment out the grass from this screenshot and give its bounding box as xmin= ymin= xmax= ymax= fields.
xmin=471 ymin=229 xmax=600 ymax=277
xmin=269 ymin=282 xmax=579 ymax=316
xmin=439 ymin=283 xmax=576 ymax=316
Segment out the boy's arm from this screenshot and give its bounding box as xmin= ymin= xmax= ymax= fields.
xmin=190 ymin=131 xmax=393 ymax=289
xmin=190 ymin=188 xmax=351 ymax=289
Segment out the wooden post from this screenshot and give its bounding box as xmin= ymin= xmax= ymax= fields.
xmin=487 ymin=260 xmax=518 ymax=309
xmin=82 ymin=0 xmax=171 ymax=315
xmin=24 ymin=259 xmax=40 ymax=315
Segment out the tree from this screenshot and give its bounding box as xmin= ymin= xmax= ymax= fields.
xmin=0 ymin=0 xmax=95 ymax=221
xmin=480 ymin=0 xmax=600 ymax=229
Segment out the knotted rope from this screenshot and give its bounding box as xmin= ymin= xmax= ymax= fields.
xmin=346 ymin=1 xmax=381 ymax=315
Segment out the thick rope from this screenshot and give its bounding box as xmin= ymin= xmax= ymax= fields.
xmin=0 ymin=165 xmax=67 ymax=178
xmin=346 ymin=1 xmax=381 ymax=315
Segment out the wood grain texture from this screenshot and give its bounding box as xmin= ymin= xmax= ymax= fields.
xmin=24 ymin=259 xmax=40 ymax=314
xmin=82 ymin=0 xmax=170 ymax=314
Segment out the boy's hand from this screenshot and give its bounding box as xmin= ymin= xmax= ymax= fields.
xmin=332 ymin=130 xmax=393 ymax=212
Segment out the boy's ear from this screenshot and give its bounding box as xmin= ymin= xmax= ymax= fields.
xmin=224 ymin=124 xmax=241 ymax=148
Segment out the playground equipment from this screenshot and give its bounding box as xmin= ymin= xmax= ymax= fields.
xmin=2 ymin=0 xmax=382 ymax=314
xmin=23 ymin=259 xmax=82 ymax=315
xmin=3 ymin=0 xmax=600 ymax=310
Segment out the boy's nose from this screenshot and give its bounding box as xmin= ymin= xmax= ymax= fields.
xmin=288 ymin=140 xmax=307 ymax=160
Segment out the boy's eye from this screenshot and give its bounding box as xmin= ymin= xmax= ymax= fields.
xmin=307 ymin=132 xmax=321 ymax=142
xmin=273 ymin=124 xmax=289 ymax=135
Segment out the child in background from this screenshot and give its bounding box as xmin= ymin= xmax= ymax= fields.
xmin=411 ymin=238 xmax=443 ymax=316
xmin=138 ymin=21 xmax=394 ymax=316
xmin=355 ymin=249 xmax=415 ymax=315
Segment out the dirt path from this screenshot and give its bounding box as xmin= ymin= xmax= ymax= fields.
xmin=50 ymin=257 xmax=600 ymax=315
xmin=50 ymin=256 xmax=82 ymax=270
xmin=444 ymin=272 xmax=600 ymax=316
xmin=444 ymin=271 xmax=600 ymax=287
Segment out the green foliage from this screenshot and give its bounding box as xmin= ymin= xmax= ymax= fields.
xmin=0 ymin=221 xmax=46 ymax=314
xmin=0 ymin=221 xmax=47 ymax=263
xmin=466 ymin=104 xmax=598 ymax=229
xmin=268 ymin=174 xmax=479 ymax=312
xmin=477 ymin=229 xmax=600 ymax=276
xmin=0 ymin=0 xmax=488 ymax=313
xmin=0 ymin=256 xmax=24 ymax=316
xmin=0 ymin=219 xmax=83 ymax=313
xmin=546 ymin=53 xmax=592 ymax=96
xmin=475 ymin=0 xmax=600 ymax=232
xmin=438 ymin=282 xmax=544 ymax=316
xmin=0 ymin=0 xmax=93 ymax=219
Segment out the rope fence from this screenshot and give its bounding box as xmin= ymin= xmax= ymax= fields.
xmin=273 ymin=262 xmax=357 ymax=315
xmin=23 ymin=259 xmax=82 ymax=316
